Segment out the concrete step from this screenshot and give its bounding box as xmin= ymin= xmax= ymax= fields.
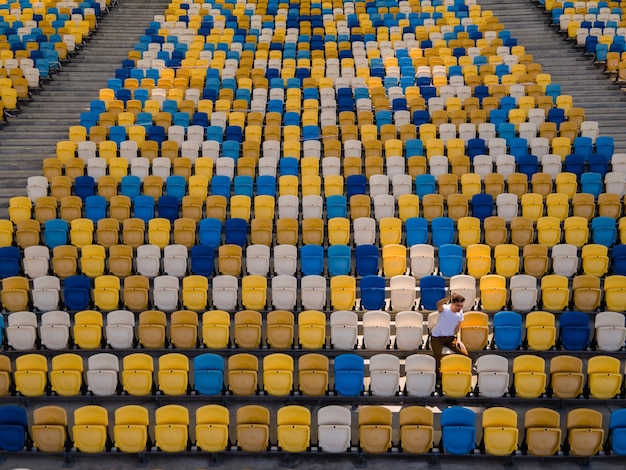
xmin=0 ymin=0 xmax=171 ymax=217
xmin=477 ymin=0 xmax=626 ymax=152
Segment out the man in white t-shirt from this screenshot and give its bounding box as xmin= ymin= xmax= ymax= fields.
xmin=430 ymin=292 xmax=468 ymax=378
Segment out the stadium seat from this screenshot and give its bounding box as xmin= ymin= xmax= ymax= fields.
xmin=358 ymin=406 xmax=392 ymax=454
xmin=440 ymin=407 xmax=476 ymax=455
xmin=482 ymin=407 xmax=518 ymax=456
xmin=236 ymin=405 xmax=269 ymax=452
xmin=317 ymin=405 xmax=351 ymax=453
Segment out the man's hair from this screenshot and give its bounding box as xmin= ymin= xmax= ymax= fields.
xmin=450 ymin=293 xmax=466 ymax=304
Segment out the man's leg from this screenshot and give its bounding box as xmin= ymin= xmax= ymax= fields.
xmin=448 ymin=337 xmax=469 ymax=356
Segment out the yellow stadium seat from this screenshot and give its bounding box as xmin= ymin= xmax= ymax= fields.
xmin=236 ymin=405 xmax=269 ymax=452
xmin=513 ymin=355 xmax=546 ymax=398
xmin=202 ymin=310 xmax=230 ymax=349
xmin=266 ymin=310 xmax=294 ymax=349
xmin=567 ymin=408 xmax=604 ymax=457
xmin=524 ymin=408 xmax=561 ymax=456
xmin=298 ymin=353 xmax=329 ymax=396
xmin=460 ymin=311 xmax=489 ymax=351
xmin=93 ymin=275 xmax=120 ymax=311
xmin=466 ymin=243 xmax=492 ymax=278
xmin=158 ymin=353 xmax=189 ymax=396
xmin=50 ymin=353 xmax=83 ymax=396
xmin=298 ymin=310 xmax=327 ymax=349
xmin=195 ymin=405 xmax=229 ymax=452
xmin=233 ymin=309 xmax=262 ymax=349
xmin=113 ymin=405 xmax=149 ymax=453
xmin=399 ymin=406 xmax=433 ymax=454
xmin=70 ymin=218 xmax=94 ymax=248
xmin=549 ymin=355 xmax=584 ymax=399
xmin=440 ymin=354 xmax=473 ymax=398
xmin=227 ymin=353 xmax=258 ymax=396
xmin=479 ymin=274 xmax=507 ymax=311
xmin=540 ymin=275 xmax=570 ymax=311
xmin=122 ymin=353 xmax=154 ymax=396
xmin=138 ymin=309 xmax=166 ymax=349
xmin=330 ymin=275 xmax=356 ymax=311
xmin=241 ymin=275 xmax=267 ymax=311
xmin=73 ymin=310 xmax=103 ymax=349
xmin=457 ymin=217 xmax=481 ymax=248
xmin=32 ymin=405 xmax=68 ymax=453
xmin=15 ymin=353 xmax=48 ymax=397
xmin=263 ymin=353 xmax=294 ymax=396
xmin=72 ymin=405 xmax=109 ymax=453
xmin=358 ymin=406 xmax=393 ymax=454
xmin=603 ymin=275 xmax=626 ymax=312
xmin=482 ymin=407 xmax=518 ymax=456
xmin=1 ymin=276 xmax=30 ymax=312
xmin=525 ymin=311 xmax=556 ymax=351
xmin=182 ymin=275 xmax=208 ymax=311
xmin=494 ymin=244 xmax=520 ymax=277
xmin=587 ymin=355 xmax=622 ymax=399
xmin=155 ymin=404 xmax=189 ymax=452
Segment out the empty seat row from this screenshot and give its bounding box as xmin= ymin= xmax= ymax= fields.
xmin=4 ymin=403 xmax=626 ymax=456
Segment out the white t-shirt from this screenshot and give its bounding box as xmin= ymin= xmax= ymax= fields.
xmin=431 ymin=304 xmax=464 ymax=337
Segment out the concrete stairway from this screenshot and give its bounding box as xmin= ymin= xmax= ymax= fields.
xmin=477 ymin=0 xmax=626 ymax=152
xmin=0 ymin=0 xmax=170 ymax=217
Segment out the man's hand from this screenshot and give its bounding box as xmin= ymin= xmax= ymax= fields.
xmin=456 ymin=339 xmax=467 ymax=354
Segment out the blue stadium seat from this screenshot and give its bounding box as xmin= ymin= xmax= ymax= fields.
xmin=440 ymin=407 xmax=476 ymax=455
xmin=415 ymin=174 xmax=436 ymax=197
xmin=63 ymin=275 xmax=92 ymax=311
xmin=471 ymin=194 xmax=494 ymax=221
xmin=256 ymin=175 xmax=277 ymax=197
xmin=467 ymin=138 xmax=487 ymax=158
xmin=0 ymin=246 xmax=20 ymax=278
xmin=609 ymin=409 xmax=626 ymax=455
xmin=224 ymin=218 xmax=248 ymax=247
xmin=211 ymin=175 xmax=231 ymax=199
xmin=0 ymin=406 xmax=28 ymax=451
xmin=193 ymin=353 xmax=225 ymax=395
xmin=133 ymin=195 xmax=155 ymax=223
xmin=74 ymin=176 xmax=96 ymax=201
xmin=517 ymin=154 xmax=538 ymax=178
xmin=234 ymin=175 xmax=254 ymax=198
xmin=346 ymin=174 xmax=367 ymax=198
xmin=431 ymin=217 xmax=455 ymax=247
xmin=199 ymin=218 xmax=222 ymax=248
xmin=595 ymin=136 xmax=615 ymax=158
xmin=405 ymin=217 xmax=429 ymax=246
xmin=328 ymin=244 xmax=352 ymax=276
xmin=591 ymin=216 xmax=617 ymax=247
xmin=564 ymin=154 xmax=586 ymax=177
xmin=84 ymin=195 xmax=107 ymax=223
xmin=580 ymin=172 xmax=603 ymax=198
xmin=333 ymin=354 xmax=364 ymax=396
xmin=300 ymin=245 xmax=325 ymax=276
xmin=120 ymin=175 xmax=141 ymax=201
xmin=157 ymin=196 xmax=179 ymax=223
xmin=492 ymin=311 xmax=523 ymax=350
xmin=611 ymin=244 xmax=626 ymax=275
xmin=360 ymin=275 xmax=387 ymax=310
xmin=438 ymin=243 xmax=463 ymax=277
xmin=559 ymin=311 xmax=591 ymax=351
xmin=165 ymin=175 xmax=187 ymax=201
xmin=355 ymin=244 xmax=380 ymax=276
xmin=44 ymin=219 xmax=69 ymax=248
xmin=419 ymin=275 xmax=446 ymax=310
xmin=191 ymin=245 xmax=215 ymax=276
xmin=326 ymin=195 xmax=347 ymax=219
